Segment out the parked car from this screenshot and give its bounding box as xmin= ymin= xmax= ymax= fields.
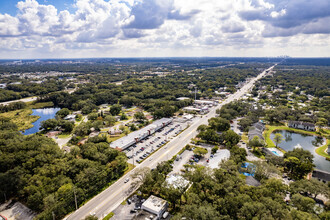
xmin=130 ymin=209 xmax=137 ymax=214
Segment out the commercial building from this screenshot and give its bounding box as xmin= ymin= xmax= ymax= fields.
xmin=141 ymin=195 xmax=168 ymax=219
xmin=194 ymin=100 xmax=215 ymax=106
xmin=110 ymin=118 xmax=172 ymax=151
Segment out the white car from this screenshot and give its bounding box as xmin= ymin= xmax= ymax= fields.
xmin=124 ymin=178 xmax=130 ymax=183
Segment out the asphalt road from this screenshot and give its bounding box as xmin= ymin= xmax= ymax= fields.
xmin=65 ymin=64 xmax=276 ymax=220
xmin=0 ymin=88 xmax=76 ymax=106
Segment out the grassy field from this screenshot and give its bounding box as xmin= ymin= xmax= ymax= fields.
xmin=264 ymin=125 xmax=329 ymax=158
xmin=0 ymin=108 xmax=39 ymax=131
xmin=107 ymin=133 xmax=126 ymax=142
xmin=58 ymin=133 xmax=72 ymax=138
xmin=0 ymin=101 xmax=55 ymax=131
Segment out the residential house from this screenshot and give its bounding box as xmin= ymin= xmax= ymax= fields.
xmin=248 ymin=122 xmax=265 ymax=141
xmin=288 ymin=121 xmax=316 ymax=131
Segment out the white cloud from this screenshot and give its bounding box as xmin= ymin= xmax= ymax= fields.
xmin=0 ymin=0 xmax=329 ymax=58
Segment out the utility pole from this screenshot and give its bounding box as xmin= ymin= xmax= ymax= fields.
xmin=73 ymin=187 xmax=78 ymax=210
xmin=132 ymin=146 xmax=135 ymax=166
xmin=52 ymin=211 xmax=55 ymax=220
xmin=195 ymin=87 xmax=197 ymax=100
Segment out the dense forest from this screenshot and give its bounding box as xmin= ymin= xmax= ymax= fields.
xmin=0 ymin=122 xmax=127 ymax=219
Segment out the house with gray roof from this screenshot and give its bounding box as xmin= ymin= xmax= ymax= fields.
xmin=288 ymin=121 xmax=316 ymax=131
xmin=248 ymin=122 xmax=265 ymax=141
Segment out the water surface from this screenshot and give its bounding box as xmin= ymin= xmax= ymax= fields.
xmin=22 ymin=108 xmax=60 ymax=135
xmin=271 ymin=130 xmax=329 ymax=172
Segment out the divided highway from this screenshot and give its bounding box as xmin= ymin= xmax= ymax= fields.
xmin=65 ymin=64 xmax=276 ymax=220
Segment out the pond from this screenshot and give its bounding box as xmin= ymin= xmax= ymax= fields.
xmin=270 ymin=130 xmax=329 ymax=172
xmin=22 ymin=108 xmax=61 ymax=135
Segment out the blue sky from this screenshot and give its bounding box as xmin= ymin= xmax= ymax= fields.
xmin=0 ymin=0 xmax=329 ymax=59
xmin=0 ymin=0 xmax=75 ymax=15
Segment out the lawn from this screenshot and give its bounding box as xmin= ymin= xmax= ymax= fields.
xmin=107 ymin=133 xmax=126 ymax=142
xmin=315 ymin=139 xmax=330 ymax=159
xmin=58 ymin=133 xmax=72 ymax=138
xmin=102 ymin=212 xmax=114 ymax=220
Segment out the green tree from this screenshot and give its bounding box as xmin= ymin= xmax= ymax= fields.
xmin=284 ymin=149 xmax=314 ymax=180
xmin=40 ymin=119 xmax=58 ymax=131
xmin=134 ymin=111 xmax=146 ymax=121
xmin=104 ymin=115 xmax=116 ymax=126
xmin=56 ymin=108 xmax=70 ymax=118
xmin=274 ymin=133 xmax=284 ymax=147
xmin=193 ymin=147 xmax=208 ymax=157
xmin=291 ymin=193 xmax=315 ymax=213
xmin=87 ymin=113 xmax=98 ymax=121
xmin=211 ymin=146 xmax=219 ymax=154
xmin=110 ymin=104 xmax=122 ymax=116
xmin=221 ymin=130 xmax=241 ymax=148
xmin=208 ymin=117 xmax=230 ymax=132
xmin=120 ymin=113 xmax=128 ymax=120
xmin=248 ymin=136 xmax=264 ymax=149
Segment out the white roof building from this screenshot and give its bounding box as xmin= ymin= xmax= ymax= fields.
xmin=194 ymin=100 xmax=215 ymax=105
xmin=165 ymin=174 xmax=190 ymax=190
xmin=142 ymin=195 xmax=168 ymax=218
xmin=110 ymin=118 xmax=172 ymax=150
xmin=177 ymin=97 xmax=191 ymax=101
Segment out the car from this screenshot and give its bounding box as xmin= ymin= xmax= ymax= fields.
xmin=134 ymin=206 xmax=141 ymax=210
xmin=124 ymin=178 xmax=130 ymax=183
xmin=127 ymin=198 xmax=132 ymax=204
xmin=130 ymin=209 xmax=137 ymax=214
xmin=136 ymin=159 xmax=140 ymax=163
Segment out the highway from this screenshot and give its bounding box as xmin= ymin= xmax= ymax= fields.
xmin=65 ymin=64 xmax=276 ymax=220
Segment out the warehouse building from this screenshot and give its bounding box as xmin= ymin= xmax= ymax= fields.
xmin=110 ymin=118 xmax=172 ymax=151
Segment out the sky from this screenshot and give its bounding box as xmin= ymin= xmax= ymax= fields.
xmin=0 ymin=0 xmax=329 ymax=59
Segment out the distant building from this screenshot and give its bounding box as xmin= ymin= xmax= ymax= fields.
xmin=183 ymin=106 xmax=202 ymax=112
xmin=142 ymin=195 xmax=168 ymax=219
xmin=288 ymin=121 xmax=316 ymax=131
xmin=194 ymin=100 xmax=215 ymax=106
xmin=176 ymin=97 xmax=190 ymax=101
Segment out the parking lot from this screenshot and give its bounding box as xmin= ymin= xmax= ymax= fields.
xmin=123 ymin=120 xmax=190 ymax=164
